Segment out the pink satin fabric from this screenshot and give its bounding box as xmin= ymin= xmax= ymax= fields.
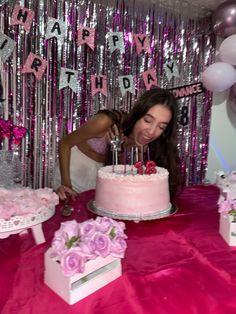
xmin=1 ymin=185 xmax=236 ymax=314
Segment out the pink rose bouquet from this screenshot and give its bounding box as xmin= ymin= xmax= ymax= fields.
xmin=218 ymin=199 xmax=236 ymax=222
xmin=50 ymin=217 xmax=127 ymax=276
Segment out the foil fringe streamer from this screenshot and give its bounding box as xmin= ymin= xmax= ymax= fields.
xmin=0 ymin=0 xmax=215 ymax=188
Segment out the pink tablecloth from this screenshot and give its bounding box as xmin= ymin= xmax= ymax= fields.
xmin=1 ymin=185 xmax=236 ymax=314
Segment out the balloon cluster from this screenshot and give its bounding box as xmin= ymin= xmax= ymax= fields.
xmin=202 ymin=1 xmax=236 ymax=93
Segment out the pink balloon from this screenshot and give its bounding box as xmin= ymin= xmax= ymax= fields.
xmin=202 ymin=62 xmax=236 ymax=92
xmin=219 ymin=34 xmax=236 ymax=65
xmin=212 ymin=0 xmax=236 ymax=38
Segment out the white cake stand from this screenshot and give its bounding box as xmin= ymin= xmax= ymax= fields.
xmin=0 ymin=206 xmax=55 ymax=244
xmin=87 ymin=200 xmax=177 ymax=222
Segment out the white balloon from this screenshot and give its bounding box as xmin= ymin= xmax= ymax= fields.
xmin=219 ymin=34 xmax=236 ymax=65
xmin=230 ymin=83 xmax=236 ymax=113
xmin=202 ymin=62 xmax=236 ymax=92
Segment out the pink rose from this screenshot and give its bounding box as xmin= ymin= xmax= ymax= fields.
xmin=231 ymin=200 xmax=236 ymax=209
xmin=79 ymin=239 xmax=97 ymax=260
xmin=54 ymin=220 xmax=80 ymax=240
xmin=60 ymin=248 xmax=86 ymax=276
xmin=110 ymin=236 xmax=127 ymax=258
xmin=92 ymin=232 xmax=111 ymax=257
xmin=51 ymin=238 xmax=67 ymax=259
xmin=95 ymin=217 xmax=114 ymax=233
xmin=218 ymin=200 xmax=232 ymax=213
xmin=79 ymin=220 xmax=96 ymax=237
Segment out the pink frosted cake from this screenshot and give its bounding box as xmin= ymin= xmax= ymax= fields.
xmin=92 ymin=165 xmax=173 ymax=221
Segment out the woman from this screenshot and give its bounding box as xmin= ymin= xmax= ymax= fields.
xmin=54 ymin=87 xmax=181 ymax=200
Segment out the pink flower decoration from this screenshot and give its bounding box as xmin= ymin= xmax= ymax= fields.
xmin=95 ymin=216 xmax=115 ymax=233
xmin=218 ymin=200 xmax=232 ymax=213
xmin=50 ymin=217 xmax=127 ymax=276
xmin=51 ymin=238 xmax=68 ymax=259
xmin=60 ymin=248 xmax=86 ymax=276
xmin=54 ymin=220 xmax=80 ymax=240
xmin=230 ymin=199 xmax=236 ymax=209
xmin=110 ymin=236 xmax=127 ymax=258
xmin=12 ymin=126 xmax=27 ymax=145
xmin=79 ymin=220 xmax=97 ymax=237
xmin=0 ymin=119 xmax=12 ymax=138
xmin=92 ymin=232 xmax=111 ymax=258
xmin=79 ymin=239 xmax=97 ymax=260
xmin=0 ymin=118 xmax=27 ymax=146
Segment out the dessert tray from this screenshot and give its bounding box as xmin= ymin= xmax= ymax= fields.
xmin=0 ymin=206 xmax=55 ymax=236
xmin=87 ymin=200 xmax=177 ymax=221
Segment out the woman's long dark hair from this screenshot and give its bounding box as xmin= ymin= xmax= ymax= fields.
xmin=99 ymin=88 xmax=181 ymax=199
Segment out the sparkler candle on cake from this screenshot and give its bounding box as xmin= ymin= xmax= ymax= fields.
xmin=110 ymin=136 xmax=123 ymax=172
xmin=110 ymin=135 xmax=152 ymax=175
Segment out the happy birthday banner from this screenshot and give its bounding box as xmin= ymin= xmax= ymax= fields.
xmin=0 ymin=4 xmax=200 ymax=98
xmin=169 ymin=82 xmax=204 ymax=99
xmin=0 ymin=0 xmax=215 ymax=190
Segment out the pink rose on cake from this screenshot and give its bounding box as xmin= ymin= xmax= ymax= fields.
xmin=50 ymin=217 xmax=127 ymax=276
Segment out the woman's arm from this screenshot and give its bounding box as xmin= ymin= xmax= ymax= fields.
xmin=58 ymin=113 xmax=113 ymax=199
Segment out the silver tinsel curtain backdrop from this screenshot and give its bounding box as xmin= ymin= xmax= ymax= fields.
xmin=0 ymin=0 xmax=215 ymax=188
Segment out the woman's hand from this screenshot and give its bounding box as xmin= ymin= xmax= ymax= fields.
xmin=106 ymin=124 xmax=120 ymax=143
xmin=57 ymin=185 xmax=78 ymax=201
xmin=106 ymin=124 xmax=129 ymax=147
xmin=106 ymin=124 xmax=134 ymax=149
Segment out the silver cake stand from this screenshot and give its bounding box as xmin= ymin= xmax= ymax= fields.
xmin=87 ymin=200 xmax=178 ymax=221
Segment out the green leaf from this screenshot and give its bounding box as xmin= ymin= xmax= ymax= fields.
xmin=109 ymin=227 xmax=116 ymax=239
xmin=65 ymin=236 xmax=80 ymax=249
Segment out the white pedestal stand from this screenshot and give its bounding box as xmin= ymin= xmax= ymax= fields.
xmin=0 ymin=207 xmax=55 ymax=245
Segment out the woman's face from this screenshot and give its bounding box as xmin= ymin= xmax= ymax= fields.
xmin=132 ymin=104 xmax=172 ymax=146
